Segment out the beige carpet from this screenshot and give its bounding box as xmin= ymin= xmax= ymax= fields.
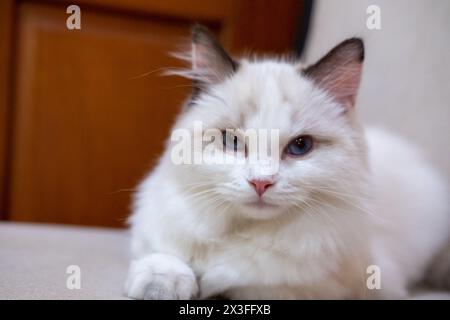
xmin=0 ymin=222 xmax=449 ymax=299
xmin=0 ymin=222 xmax=130 ymax=299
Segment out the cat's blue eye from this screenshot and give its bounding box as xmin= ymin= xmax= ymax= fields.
xmin=286 ymin=135 xmax=314 ymax=157
xmin=222 ymin=131 xmax=244 ymax=152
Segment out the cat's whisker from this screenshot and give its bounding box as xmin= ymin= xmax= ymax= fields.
xmin=284 ymin=190 xmax=373 ymax=230
xmin=107 ymin=188 xmax=137 ymax=195
xmin=183 ymin=189 xmax=218 ymax=203
xmin=128 ymin=67 xmax=180 ymax=80
xmin=163 ymin=84 xmax=197 ymax=90
xmin=297 ymin=199 xmax=344 ymax=232
xmin=288 ymin=182 xmax=374 ymax=207
xmin=290 ymin=202 xmax=316 ymax=221
xmin=305 ymin=196 xmax=385 ymax=224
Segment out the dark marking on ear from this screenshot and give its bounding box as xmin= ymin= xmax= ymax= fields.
xmin=187 ymin=85 xmax=201 ymax=107
xmin=192 ymin=24 xmax=239 ymax=74
xmin=189 ymin=24 xmax=239 ymax=85
xmin=184 ymin=25 xmax=239 ymax=107
xmin=303 ymin=38 xmax=364 ymax=108
xmin=304 ymin=38 xmax=364 ymax=73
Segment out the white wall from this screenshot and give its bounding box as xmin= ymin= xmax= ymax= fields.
xmin=303 ymin=0 xmax=450 ymax=182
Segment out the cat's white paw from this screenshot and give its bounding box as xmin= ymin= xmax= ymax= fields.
xmin=124 ymin=253 xmax=198 ymax=300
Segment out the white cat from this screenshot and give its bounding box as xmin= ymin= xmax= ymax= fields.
xmin=124 ymin=25 xmax=450 ymax=299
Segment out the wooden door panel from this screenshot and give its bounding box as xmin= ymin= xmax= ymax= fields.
xmin=10 ymin=2 xmax=192 ymax=226
xmin=63 ymin=0 xmax=233 ymax=21
xmin=0 ymin=0 xmax=14 ymax=218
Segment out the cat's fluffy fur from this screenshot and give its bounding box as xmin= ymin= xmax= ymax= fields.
xmin=124 ymin=26 xmax=450 ymax=299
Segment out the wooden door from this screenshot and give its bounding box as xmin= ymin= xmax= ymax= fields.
xmin=0 ymin=0 xmax=306 ymax=227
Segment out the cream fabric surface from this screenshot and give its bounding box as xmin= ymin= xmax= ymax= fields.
xmin=0 ymin=222 xmax=130 ymax=299
xmin=0 ymin=222 xmax=449 ymax=299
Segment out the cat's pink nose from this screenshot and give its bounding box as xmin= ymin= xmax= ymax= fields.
xmin=249 ymin=179 xmax=274 ymax=197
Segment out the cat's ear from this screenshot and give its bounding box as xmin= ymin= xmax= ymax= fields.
xmin=190 ymin=24 xmax=238 ymax=84
xmin=303 ymin=38 xmax=364 ymax=108
xmin=171 ymin=24 xmax=238 ymax=86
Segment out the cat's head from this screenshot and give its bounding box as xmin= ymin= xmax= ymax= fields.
xmin=169 ymin=25 xmax=367 ymax=220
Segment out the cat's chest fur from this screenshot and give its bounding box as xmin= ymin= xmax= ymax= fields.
xmin=184 ymin=208 xmax=370 ymax=299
